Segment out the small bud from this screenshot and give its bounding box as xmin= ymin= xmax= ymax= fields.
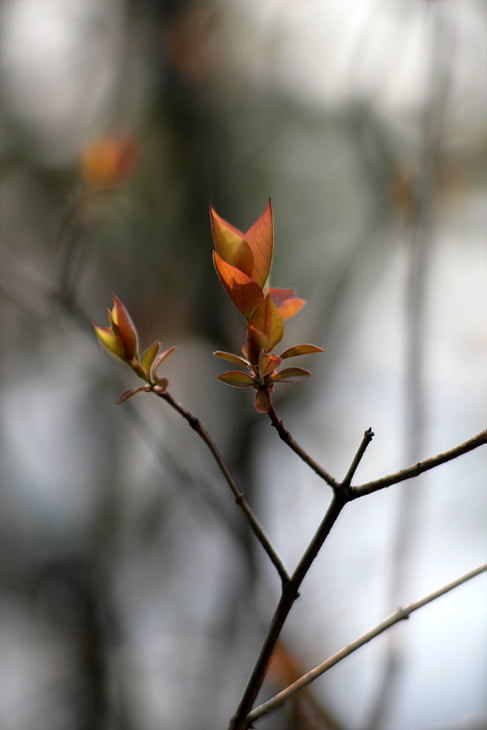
xmin=109 ymin=295 xmax=139 ymax=361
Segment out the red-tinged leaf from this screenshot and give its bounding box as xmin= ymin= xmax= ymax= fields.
xmin=268 ymin=288 xmax=294 ymax=307
xmin=141 ymin=341 xmax=160 ymax=374
xmin=243 ymin=325 xmax=269 ymax=365
xmin=250 ymin=296 xmax=284 ymax=350
xmin=272 ymin=367 xmax=311 ymax=383
xmin=278 ymin=297 xmax=305 ymax=320
xmin=117 ymin=386 xmax=149 ymax=404
xmin=150 ymin=346 xmax=177 ymax=382
xmin=258 ymin=351 xmax=281 ymax=378
xmin=93 ymin=323 xmax=126 ymax=360
xmin=218 ymin=371 xmax=255 ymax=388
xmin=254 ymin=388 xmax=272 ymax=413
xmin=110 ymin=295 xmax=138 ymax=359
xmin=280 ymin=343 xmax=324 ymax=359
xmin=213 ymin=252 xmax=264 ymax=319
xmin=210 ymin=205 xmax=254 ymax=276
xmin=244 ymin=199 xmax=273 ymax=288
xmin=213 ymin=350 xmax=250 ymax=367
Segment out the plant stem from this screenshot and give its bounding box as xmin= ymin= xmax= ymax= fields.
xmin=267 ymin=405 xmax=339 ymax=489
xmin=248 ymin=561 xmax=487 ymax=723
xmin=158 ymin=391 xmax=290 ymax=586
xmin=229 ymin=492 xmax=347 ymax=730
xmin=351 ymin=428 xmax=487 ymax=498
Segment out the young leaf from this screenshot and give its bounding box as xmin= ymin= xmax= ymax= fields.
xmin=150 ymin=346 xmax=177 ymax=382
xmin=141 ymin=341 xmax=160 ymax=374
xmin=280 ymin=344 xmax=324 ymax=359
xmin=243 ymin=199 xmax=273 ymax=288
xmin=277 ymin=297 xmax=305 ymax=320
xmin=210 ymin=205 xmax=254 ymax=277
xmin=218 ymin=371 xmax=255 ymax=388
xmin=272 ymin=367 xmax=311 ymax=383
xmin=213 ymin=350 xmax=250 ymax=367
xmin=254 ymin=388 xmax=272 ymax=413
xmin=93 ymin=324 xmax=125 ymax=360
xmin=258 ymin=352 xmax=281 ymax=378
xmin=117 ymin=385 xmax=149 ymax=404
xmin=250 ymin=296 xmax=284 ymax=351
xmin=110 ymin=295 xmax=139 ymax=360
xmin=213 ymin=252 xmax=264 ymax=319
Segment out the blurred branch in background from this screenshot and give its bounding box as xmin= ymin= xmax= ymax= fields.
xmin=364 ymin=5 xmax=455 ymax=729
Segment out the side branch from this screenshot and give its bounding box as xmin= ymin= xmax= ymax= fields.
xmin=267 ymin=405 xmax=339 ymax=489
xmin=248 ymin=561 xmax=487 ymax=723
xmin=351 ymin=428 xmax=487 ymax=498
xmin=158 ymin=391 xmax=290 ymax=585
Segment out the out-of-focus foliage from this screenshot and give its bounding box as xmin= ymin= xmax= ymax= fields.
xmin=0 ymin=2 xmax=486 ymax=730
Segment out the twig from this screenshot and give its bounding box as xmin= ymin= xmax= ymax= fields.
xmin=342 ymin=427 xmax=374 ymax=487
xmin=248 ymin=562 xmax=487 ymax=723
xmin=157 ymin=391 xmax=290 ymax=586
xmin=350 ymin=428 xmax=487 ymax=498
xmin=229 ymin=492 xmax=347 ymax=730
xmin=267 ymin=405 xmax=339 ymax=489
xmin=229 ymin=412 xmax=487 ymax=729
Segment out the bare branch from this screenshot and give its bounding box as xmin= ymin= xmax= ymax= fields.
xmin=158 ymin=391 xmax=290 ymax=586
xmin=229 ymin=493 xmax=347 ymax=730
xmin=341 ymin=427 xmax=374 ymax=487
xmin=248 ymin=562 xmax=487 ymax=724
xmin=351 ymin=428 xmax=487 ymax=498
xmin=267 ymin=405 xmax=339 ymax=489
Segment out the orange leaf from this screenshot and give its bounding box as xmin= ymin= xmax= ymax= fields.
xmin=278 ymin=297 xmax=305 ymax=320
xmin=244 ymin=198 xmax=273 ymax=288
xmin=213 ymin=252 xmax=264 ymax=319
xmin=250 ymin=296 xmax=284 ymax=350
xmin=268 ymin=288 xmax=294 ymax=306
xmin=243 ymin=325 xmax=269 ymax=365
xmin=209 ymin=205 xmax=254 ymax=276
xmin=258 ymin=352 xmax=281 ymax=378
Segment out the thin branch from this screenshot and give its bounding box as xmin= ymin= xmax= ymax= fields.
xmin=229 ymin=493 xmax=347 ymax=730
xmin=157 ymin=391 xmax=290 ymax=586
xmin=351 ymin=428 xmax=487 ymax=498
xmin=267 ymin=405 xmax=339 ymax=489
xmin=342 ymin=427 xmax=374 ymax=487
xmin=248 ymin=562 xmax=487 ymax=724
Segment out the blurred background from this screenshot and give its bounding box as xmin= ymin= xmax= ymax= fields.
xmin=0 ymin=1 xmax=486 ymax=729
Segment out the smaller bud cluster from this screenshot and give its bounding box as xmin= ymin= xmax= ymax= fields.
xmin=93 ymin=295 xmax=176 ymax=404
